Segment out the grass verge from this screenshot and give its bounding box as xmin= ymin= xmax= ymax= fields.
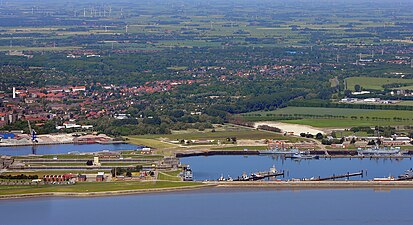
xmin=0 ymin=181 xmax=201 ymax=196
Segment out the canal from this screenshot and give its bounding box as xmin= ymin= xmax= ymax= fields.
xmin=0 ymin=189 xmax=412 ymax=225
xmin=180 ymin=155 xmax=413 ymax=180
xmin=0 ymin=143 xmax=140 ymax=156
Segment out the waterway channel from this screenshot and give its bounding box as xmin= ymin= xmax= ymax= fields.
xmin=0 ymin=189 xmax=412 ymax=225
xmin=180 ymin=155 xmax=413 ymax=180
xmin=0 ymin=143 xmax=140 ymax=156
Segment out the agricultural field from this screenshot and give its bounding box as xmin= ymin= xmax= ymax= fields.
xmin=242 ymin=107 xmax=413 ymax=128
xmin=345 ymin=77 xmax=413 ymax=91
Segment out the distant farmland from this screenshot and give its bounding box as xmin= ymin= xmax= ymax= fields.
xmin=242 ymin=107 xmax=413 ymax=127
xmin=345 ymin=77 xmax=413 ymax=91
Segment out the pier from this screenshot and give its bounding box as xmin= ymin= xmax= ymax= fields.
xmin=310 ymin=171 xmax=364 ymax=181
xmin=176 ymin=150 xmax=259 ymax=158
xmin=233 ymin=171 xmax=285 ymax=181
xmin=176 ymin=150 xmax=412 ymax=159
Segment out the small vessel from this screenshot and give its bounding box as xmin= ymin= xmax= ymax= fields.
xmin=218 ymin=174 xmax=226 ymax=181
xmin=397 ymin=169 xmax=413 ymax=180
xmin=373 ymin=176 xmax=395 ymax=181
xmin=67 ymin=151 xmax=80 ymax=155
xmin=183 ymin=166 xmax=193 ymax=181
xmin=233 ymin=166 xmax=284 ymax=181
xmin=218 ymin=175 xmax=233 ymax=182
xmin=290 ymin=152 xmax=319 ymax=160
xmin=238 ymin=172 xmax=250 ymax=181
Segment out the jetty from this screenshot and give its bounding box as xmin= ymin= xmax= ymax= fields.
xmin=310 ymin=171 xmax=364 ymax=181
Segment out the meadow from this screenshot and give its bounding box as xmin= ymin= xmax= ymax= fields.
xmin=126 ymin=124 xmax=305 ymax=150
xmin=345 ymin=77 xmax=413 ymax=91
xmin=242 ymin=107 xmax=413 ymax=128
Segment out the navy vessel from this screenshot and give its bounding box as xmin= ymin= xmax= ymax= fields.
xmin=357 ymin=146 xmax=401 ymax=156
xmin=258 ymin=148 xmax=299 ymax=155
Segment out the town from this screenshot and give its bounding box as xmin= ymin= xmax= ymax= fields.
xmin=0 ymin=0 xmax=413 ymax=224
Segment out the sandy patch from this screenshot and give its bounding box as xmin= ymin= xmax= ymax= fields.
xmin=254 ymin=121 xmax=326 ymax=135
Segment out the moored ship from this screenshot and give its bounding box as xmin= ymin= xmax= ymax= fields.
xmin=182 ymin=166 xmax=193 ymax=181
xmin=357 ymin=146 xmax=401 ymax=156
xmin=258 ymin=148 xmax=299 ymax=155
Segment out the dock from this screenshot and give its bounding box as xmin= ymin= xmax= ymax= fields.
xmin=176 ymin=150 xmax=259 ymax=158
xmin=204 ymin=180 xmax=413 ymax=190
xmin=233 ymin=171 xmax=284 ymax=181
xmin=310 ymin=171 xmax=364 ymax=181
xmin=176 ymin=150 xmax=413 ymax=159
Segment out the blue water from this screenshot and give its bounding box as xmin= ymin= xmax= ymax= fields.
xmin=180 ymin=155 xmax=413 ymax=180
xmin=0 ymin=189 xmax=412 ymax=225
xmin=0 ymin=143 xmax=140 ymax=156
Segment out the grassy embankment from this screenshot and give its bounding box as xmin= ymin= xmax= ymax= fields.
xmin=0 ymin=181 xmax=202 ymax=196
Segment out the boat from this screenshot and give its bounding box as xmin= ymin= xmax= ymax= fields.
xmin=289 ymin=152 xmax=319 ymax=160
xmin=373 ymin=176 xmax=395 ymax=181
xmin=357 ymin=146 xmax=401 ymax=156
xmin=218 ymin=175 xmax=233 ymax=181
xmin=233 ymin=172 xmax=250 ymax=181
xmin=258 ymin=148 xmax=299 ymax=155
xmin=182 ymin=166 xmax=193 ymax=181
xmin=233 ymin=166 xmax=284 ymax=181
xmin=397 ymin=169 xmax=413 ymax=180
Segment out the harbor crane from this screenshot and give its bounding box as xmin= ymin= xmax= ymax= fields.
xmin=27 ymin=120 xmax=38 ymax=143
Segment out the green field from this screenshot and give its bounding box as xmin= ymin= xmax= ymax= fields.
xmin=126 ymin=124 xmax=305 ymax=149
xmin=345 ymin=77 xmax=413 ymax=91
xmin=397 ymin=85 xmax=413 ymax=90
xmin=396 ymin=101 xmax=413 ymax=106
xmin=242 ymin=107 xmax=413 ymax=127
xmin=126 ymin=136 xmax=177 ymax=149
xmin=245 ymin=107 xmax=413 ymax=117
xmin=157 ymin=170 xmax=182 ymax=181
xmin=211 ymin=146 xmax=269 ymax=151
xmin=280 ymin=119 xmax=410 ymax=128
xmin=0 ymin=181 xmax=201 ymax=196
xmin=142 ymin=125 xmax=295 ymax=140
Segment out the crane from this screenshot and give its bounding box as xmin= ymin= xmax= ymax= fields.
xmin=27 ymin=120 xmax=37 ymax=142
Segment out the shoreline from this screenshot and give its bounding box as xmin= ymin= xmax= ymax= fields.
xmin=210 ymin=180 xmax=413 ymax=189
xmin=2 ymin=181 xmax=413 ymax=200
xmin=0 ymin=183 xmax=216 ymax=200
